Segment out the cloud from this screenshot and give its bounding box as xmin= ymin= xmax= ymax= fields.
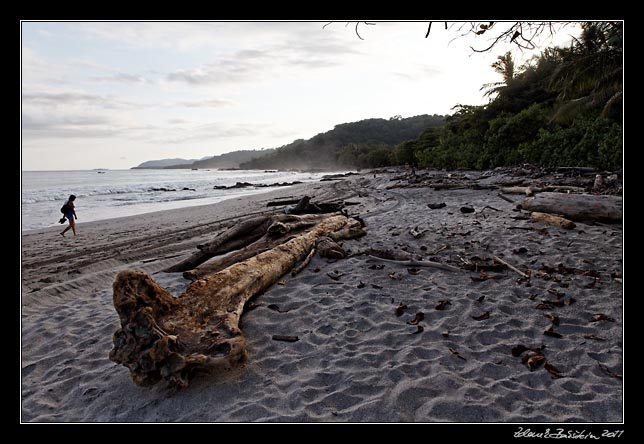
xmin=156 ymin=122 xmax=264 ymax=144
xmin=22 ymin=91 xmax=152 ymax=110
xmin=167 ymin=118 xmax=189 ymax=125
xmin=21 ymin=46 xmax=69 ymax=86
xmin=176 ymin=99 xmax=235 ymax=108
xmin=22 ymin=113 xmax=122 ymax=139
xmin=90 ymin=72 xmax=149 ymax=84
xmin=75 ymin=22 xmax=233 ymax=51
xmin=22 ymin=91 xmax=107 ymax=106
xmin=393 ymin=72 xmax=413 ymax=80
xmin=165 ymin=28 xmax=364 ymax=86
xmin=166 ymin=48 xmax=271 ymax=85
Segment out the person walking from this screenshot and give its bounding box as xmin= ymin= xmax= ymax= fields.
xmin=60 ymin=195 xmax=78 ymax=237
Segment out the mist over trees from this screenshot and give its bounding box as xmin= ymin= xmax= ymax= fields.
xmin=239 ymin=115 xmax=445 ymax=170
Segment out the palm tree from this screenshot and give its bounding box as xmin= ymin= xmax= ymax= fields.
xmin=480 ymin=51 xmax=516 ymax=99
xmin=549 ymin=22 xmax=622 ymax=122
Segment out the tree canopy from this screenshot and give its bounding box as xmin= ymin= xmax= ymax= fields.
xmin=391 ymin=21 xmax=622 ymax=171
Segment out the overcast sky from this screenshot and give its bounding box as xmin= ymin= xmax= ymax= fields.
xmin=21 ymin=21 xmax=579 ymax=171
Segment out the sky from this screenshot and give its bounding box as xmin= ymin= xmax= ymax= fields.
xmin=21 ymin=21 xmax=581 ymax=171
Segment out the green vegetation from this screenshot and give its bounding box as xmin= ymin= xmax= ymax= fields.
xmin=239 ymin=115 xmax=444 ymax=170
xmin=404 ymin=22 xmax=622 ymax=171
xmin=153 ymin=22 xmax=621 ymax=172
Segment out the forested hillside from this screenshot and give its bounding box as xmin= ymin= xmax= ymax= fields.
xmin=167 ymin=149 xmax=275 ymax=169
xmin=400 ymin=22 xmax=622 ymax=171
xmin=239 ymin=114 xmax=445 ymax=170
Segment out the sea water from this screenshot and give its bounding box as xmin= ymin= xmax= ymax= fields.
xmin=21 ymin=169 xmax=334 ymax=231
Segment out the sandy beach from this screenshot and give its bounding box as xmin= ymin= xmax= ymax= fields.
xmin=21 ymin=170 xmax=623 ymax=422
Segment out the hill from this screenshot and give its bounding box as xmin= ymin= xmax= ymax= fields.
xmin=132 ymin=158 xmax=204 ymax=169
xmin=239 ymin=115 xmax=445 ymax=170
xmin=171 ymin=149 xmax=275 ymax=170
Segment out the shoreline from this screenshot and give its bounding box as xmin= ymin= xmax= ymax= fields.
xmin=21 ymin=170 xmax=623 ymax=422
xmin=21 ymin=179 xmax=353 ymax=297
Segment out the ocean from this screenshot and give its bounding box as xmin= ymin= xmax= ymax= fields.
xmin=21 ymin=169 xmax=336 ymax=231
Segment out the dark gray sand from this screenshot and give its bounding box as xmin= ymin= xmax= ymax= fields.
xmin=21 ymin=170 xmax=622 ymax=422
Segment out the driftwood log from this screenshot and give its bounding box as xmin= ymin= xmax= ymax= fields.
xmin=522 ymin=192 xmax=622 ymax=223
xmin=165 ymin=213 xmax=332 ymax=274
xmin=163 ymin=215 xmax=271 ymax=273
xmin=110 ymin=215 xmax=354 ymax=387
xmin=501 ymin=186 xmax=539 ymax=196
xmin=181 ymin=213 xmax=353 ymax=281
xmin=530 ymin=212 xmax=576 ymax=229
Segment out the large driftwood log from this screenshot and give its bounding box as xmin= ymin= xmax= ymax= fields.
xmin=183 ymin=214 xmax=334 ymax=281
xmin=110 ymin=215 xmax=350 ymax=387
xmin=522 ymin=192 xmax=622 ymax=223
xmin=163 ymin=216 xmax=271 ymax=272
xmin=164 ymin=213 xmax=333 ymax=273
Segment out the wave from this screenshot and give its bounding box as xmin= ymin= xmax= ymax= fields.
xmin=21 ymin=171 xmax=322 ymax=204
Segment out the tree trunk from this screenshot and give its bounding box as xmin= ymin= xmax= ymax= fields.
xmin=522 ymin=192 xmax=622 ymax=223
xmin=109 ymin=215 xmax=350 ymax=387
xmin=163 ymin=216 xmax=271 ymax=272
xmin=181 ymin=216 xmax=327 ymax=281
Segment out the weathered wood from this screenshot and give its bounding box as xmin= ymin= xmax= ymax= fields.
xmin=522 ymin=192 xmax=622 ymax=223
xmin=409 ymin=226 xmax=427 ymax=238
xmin=365 ymin=249 xmax=460 ymax=272
xmin=183 ymin=214 xmax=336 ymax=280
xmin=492 ymin=256 xmax=530 ymax=278
xmin=501 ymin=186 xmax=539 ymax=196
xmin=196 ymin=216 xmax=269 ymax=252
xmin=542 ymin=185 xmax=586 ymax=193
xmin=183 ymin=236 xmax=290 ymax=281
xmin=316 ymin=236 xmax=346 ymax=259
xmin=168 ymin=213 xmax=335 ymax=275
xmin=530 ymin=212 xmax=576 ymax=229
xmin=291 ymin=246 xmax=317 ymax=277
xmin=164 ymin=216 xmax=271 ymax=272
xmin=497 ymin=193 xmax=515 ymax=203
xmin=328 ymin=218 xmax=366 ymax=242
xmin=266 ymin=199 xmax=302 ymax=207
xmin=110 ymin=215 xmax=350 ymax=387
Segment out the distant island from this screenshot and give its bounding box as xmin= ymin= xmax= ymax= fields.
xmin=132 ymin=114 xmax=444 ymax=171
xmin=132 ymin=149 xmax=275 ymax=170
xmin=133 ymin=158 xmax=203 ymax=169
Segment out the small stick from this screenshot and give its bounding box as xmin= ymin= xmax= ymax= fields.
xmin=497 ymin=193 xmax=515 ymax=203
xmin=481 ymin=205 xmax=501 ymax=212
xmin=429 ymin=244 xmax=448 ymax=255
xmin=493 ymin=255 xmax=529 ymax=278
xmin=291 ymin=246 xmax=317 ymax=276
xmin=366 ymin=255 xmax=461 ymax=272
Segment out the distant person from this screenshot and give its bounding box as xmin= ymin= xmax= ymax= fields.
xmin=60 ymin=195 xmax=77 ymax=237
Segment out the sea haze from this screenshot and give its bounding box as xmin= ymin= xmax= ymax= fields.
xmin=21 ymin=169 xmax=333 ymax=231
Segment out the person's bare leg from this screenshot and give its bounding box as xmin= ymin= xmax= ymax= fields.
xmin=61 ymin=219 xmax=74 ymax=236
